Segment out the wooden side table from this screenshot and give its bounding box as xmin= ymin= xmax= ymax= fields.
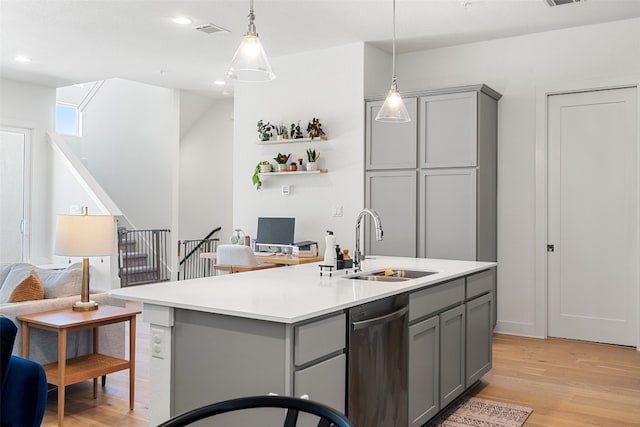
xmin=17 ymin=305 xmax=141 ymax=426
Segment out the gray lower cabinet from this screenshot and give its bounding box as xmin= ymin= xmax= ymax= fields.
xmin=466 ymin=292 xmax=493 ymax=387
xmin=172 ymin=309 xmax=346 ymax=426
xmin=365 ymin=170 xmax=417 ymax=257
xmin=408 ymin=315 xmax=439 ymax=427
xmin=439 ymin=304 xmax=466 ymax=407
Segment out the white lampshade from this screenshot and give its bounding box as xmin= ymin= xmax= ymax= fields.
xmin=55 ymin=214 xmax=114 ymax=257
xmin=227 ymin=33 xmax=275 ymax=82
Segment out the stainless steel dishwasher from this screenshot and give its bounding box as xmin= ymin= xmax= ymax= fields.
xmin=348 ymin=294 xmax=408 ymax=427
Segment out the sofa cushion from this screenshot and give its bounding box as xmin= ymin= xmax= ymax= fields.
xmin=8 ymin=271 xmax=44 ymax=303
xmin=38 ymin=265 xmax=82 ymax=299
xmin=0 ymin=264 xmax=13 ymax=289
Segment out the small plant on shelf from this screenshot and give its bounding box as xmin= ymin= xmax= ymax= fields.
xmin=290 ymin=121 xmax=304 ymax=139
xmin=276 ymin=124 xmax=288 ymax=140
xmin=306 ymin=117 xmax=326 ymax=139
xmin=252 ymin=161 xmax=272 ymax=190
xmin=306 ymin=148 xmax=320 ymax=171
xmin=274 ymin=153 xmax=291 ymax=171
xmin=257 ymin=120 xmax=273 ymax=141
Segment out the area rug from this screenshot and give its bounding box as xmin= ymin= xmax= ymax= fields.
xmin=426 ymin=396 xmax=533 ymax=427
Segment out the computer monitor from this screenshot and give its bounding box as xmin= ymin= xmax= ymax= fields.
xmin=256 ymin=217 xmax=295 ymax=246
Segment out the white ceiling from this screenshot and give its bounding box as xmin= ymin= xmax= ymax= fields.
xmin=2 ymin=0 xmax=640 ymax=97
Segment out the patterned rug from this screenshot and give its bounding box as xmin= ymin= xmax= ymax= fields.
xmin=426 ymin=396 xmax=533 ymax=427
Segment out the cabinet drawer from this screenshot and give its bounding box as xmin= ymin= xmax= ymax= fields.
xmin=409 ymin=279 xmax=465 ymax=322
xmin=294 ymin=313 xmax=345 ymax=366
xmin=466 ymin=269 xmax=495 ymax=300
xmin=294 ymin=353 xmax=346 ymax=413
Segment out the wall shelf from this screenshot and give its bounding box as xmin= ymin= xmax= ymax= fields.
xmin=258 ymin=169 xmax=328 ymax=178
xmin=257 ymin=136 xmax=328 ymax=145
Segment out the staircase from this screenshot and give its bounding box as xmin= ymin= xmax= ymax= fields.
xmin=118 ymin=227 xmax=170 ymax=287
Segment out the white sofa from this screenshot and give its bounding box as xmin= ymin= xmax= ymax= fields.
xmin=0 ymin=262 xmax=125 ymax=365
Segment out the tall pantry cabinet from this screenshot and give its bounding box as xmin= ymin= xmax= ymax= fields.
xmin=365 ymin=85 xmax=501 ymax=262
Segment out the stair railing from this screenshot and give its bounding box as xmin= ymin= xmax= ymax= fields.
xmin=118 ymin=228 xmax=171 ymax=287
xmin=178 ymin=227 xmax=222 ymax=280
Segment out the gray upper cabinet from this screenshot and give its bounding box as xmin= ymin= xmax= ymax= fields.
xmin=365 ymin=170 xmax=417 ymax=257
xmin=365 ymin=84 xmax=500 ymax=263
xmin=365 ymin=98 xmax=418 ymax=170
xmin=419 ymin=92 xmax=478 ymax=168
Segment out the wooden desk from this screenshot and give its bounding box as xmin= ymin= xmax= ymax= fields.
xmin=18 ymin=305 xmax=141 ymax=426
xmin=200 ymin=252 xmax=323 ymax=266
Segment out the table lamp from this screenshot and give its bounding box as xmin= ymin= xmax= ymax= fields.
xmin=54 ymin=207 xmax=114 ymax=311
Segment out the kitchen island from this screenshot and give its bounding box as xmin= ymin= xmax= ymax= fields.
xmin=109 ymin=256 xmax=496 ymax=426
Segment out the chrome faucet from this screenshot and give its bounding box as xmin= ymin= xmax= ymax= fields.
xmin=354 ymin=208 xmax=383 ymax=272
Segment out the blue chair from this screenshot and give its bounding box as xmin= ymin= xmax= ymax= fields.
xmin=157 ymin=395 xmax=354 ymax=427
xmin=0 ymin=316 xmax=48 ymax=427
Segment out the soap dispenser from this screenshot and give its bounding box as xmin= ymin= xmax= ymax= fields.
xmin=324 ymin=230 xmax=336 ymax=267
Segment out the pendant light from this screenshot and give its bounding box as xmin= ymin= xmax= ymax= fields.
xmin=375 ymin=0 xmax=411 ymax=123
xmin=227 ymin=0 xmax=275 ymax=82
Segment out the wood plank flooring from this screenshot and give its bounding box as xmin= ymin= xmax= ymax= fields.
xmin=42 ymin=308 xmax=640 ymax=426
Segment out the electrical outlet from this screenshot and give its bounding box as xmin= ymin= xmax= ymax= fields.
xmin=332 ymin=205 xmax=343 ymax=217
xmin=151 ymin=328 xmax=167 ymax=359
xmin=281 ymin=185 xmax=292 ymax=196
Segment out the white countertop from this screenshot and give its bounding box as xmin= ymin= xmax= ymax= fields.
xmin=108 ymin=256 xmax=496 ymax=324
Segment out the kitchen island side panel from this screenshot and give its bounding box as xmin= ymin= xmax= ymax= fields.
xmin=172 ymin=309 xmax=287 ymax=424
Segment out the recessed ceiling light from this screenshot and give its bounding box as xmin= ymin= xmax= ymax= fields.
xmin=213 ymin=80 xmax=226 ymax=86
xmin=173 ymin=17 xmax=192 ymax=25
xmin=15 ymin=56 xmax=31 ymax=63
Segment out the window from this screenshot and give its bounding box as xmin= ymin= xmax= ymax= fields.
xmin=55 ymin=102 xmax=82 ymax=136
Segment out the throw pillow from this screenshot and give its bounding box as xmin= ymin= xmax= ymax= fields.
xmin=38 ymin=265 xmax=82 ymax=299
xmin=0 ymin=265 xmax=34 ymax=304
xmin=8 ymin=271 xmax=44 ymax=303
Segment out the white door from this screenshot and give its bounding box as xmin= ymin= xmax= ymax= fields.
xmin=547 ymin=87 xmax=638 ymax=346
xmin=0 ymin=127 xmax=30 ymax=262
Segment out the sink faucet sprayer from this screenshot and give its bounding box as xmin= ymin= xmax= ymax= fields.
xmin=354 ymin=208 xmax=383 ymax=272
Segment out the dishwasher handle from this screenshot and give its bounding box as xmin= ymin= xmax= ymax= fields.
xmin=351 ymin=305 xmax=409 ymax=331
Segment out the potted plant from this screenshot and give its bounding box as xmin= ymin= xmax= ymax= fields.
xmin=252 ymin=161 xmax=272 ymax=190
xmin=275 ymin=124 xmax=288 ymax=141
xmin=306 ymin=149 xmax=320 ymax=171
xmin=290 ymin=121 xmax=304 ymax=139
xmin=274 ymin=153 xmax=291 ymax=171
xmin=257 ymin=120 xmax=273 ymax=141
xmin=306 ymin=117 xmax=326 ymax=139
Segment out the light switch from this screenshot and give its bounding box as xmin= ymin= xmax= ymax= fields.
xmin=281 ymin=185 xmax=292 ymax=196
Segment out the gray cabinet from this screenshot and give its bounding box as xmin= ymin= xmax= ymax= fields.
xmin=418 ymin=169 xmax=477 ymax=260
xmin=466 ymin=293 xmax=493 ymax=387
xmin=365 ymin=98 xmax=418 ymax=170
xmin=439 ymin=304 xmax=466 ymax=407
xmin=408 ymin=315 xmax=439 ymax=427
xmin=365 ymin=170 xmax=417 ymax=257
xmin=365 ymin=84 xmax=500 ymax=261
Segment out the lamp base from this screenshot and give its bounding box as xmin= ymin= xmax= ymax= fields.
xmin=73 ymin=300 xmax=99 ymax=312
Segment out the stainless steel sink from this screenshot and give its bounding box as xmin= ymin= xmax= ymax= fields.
xmin=345 ymin=269 xmax=437 ymax=282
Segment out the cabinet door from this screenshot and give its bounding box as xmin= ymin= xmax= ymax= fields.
xmin=439 ymin=304 xmax=465 ymax=407
xmin=365 ymin=98 xmax=418 ymax=169
xmin=408 ymin=316 xmax=439 ymax=427
xmin=419 ymin=92 xmax=477 ymax=168
xmin=466 ymin=292 xmax=493 ymax=387
xmin=366 ymin=170 xmax=417 ymax=257
xmin=294 ymin=353 xmax=346 ymax=427
xmin=418 ymin=169 xmax=477 ymax=260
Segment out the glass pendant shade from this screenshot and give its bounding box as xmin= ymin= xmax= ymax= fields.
xmin=228 ymin=33 xmax=275 ymax=82
xmin=376 ymin=81 xmax=411 ymax=123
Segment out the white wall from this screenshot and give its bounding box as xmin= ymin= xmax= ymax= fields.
xmin=0 ymin=78 xmax=55 ymax=263
xmin=233 ymin=43 xmax=365 ymax=253
xmin=68 ymin=78 xmax=177 ymax=230
xmin=364 ymin=44 xmax=392 ymax=99
xmin=395 ymin=18 xmax=640 ymax=337
xmin=179 ymin=93 xmax=233 ymax=242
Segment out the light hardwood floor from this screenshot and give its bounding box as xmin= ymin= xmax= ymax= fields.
xmin=42 ymin=308 xmax=640 ymax=426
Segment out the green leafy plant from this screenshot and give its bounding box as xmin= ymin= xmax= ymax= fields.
xmin=306 ymin=148 xmax=320 ymax=162
xmin=274 ymin=153 xmax=291 ymax=164
xmin=276 ymin=124 xmax=288 ymax=137
xmin=257 ymin=120 xmax=273 ymax=141
xmin=252 ymin=161 xmax=272 ymax=190
xmin=306 ymin=117 xmax=325 ymax=139
xmin=290 ymin=121 xmax=304 ymax=139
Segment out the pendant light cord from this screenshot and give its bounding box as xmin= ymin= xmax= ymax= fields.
xmin=392 ymin=0 xmax=397 ymax=85
xmin=247 ymin=0 xmax=256 ymax=35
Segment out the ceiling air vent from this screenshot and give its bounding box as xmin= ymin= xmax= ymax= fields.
xmin=543 ymin=0 xmax=583 ymax=6
xmin=195 ymin=23 xmax=229 ymax=34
